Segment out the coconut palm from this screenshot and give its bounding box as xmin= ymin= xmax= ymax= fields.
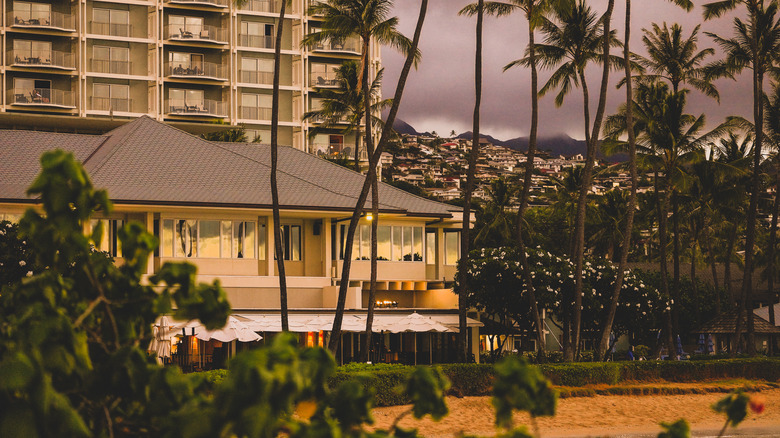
xmin=305 ymin=0 xmax=426 ymax=356
xmin=474 ymin=178 xmax=517 ymax=247
xmin=455 ymin=0 xmax=486 ymax=362
xmin=704 ymin=0 xmax=780 ymax=355
xmin=303 ymin=61 xmax=390 ymax=170
xmin=508 ymin=0 xmax=619 ymax=359
xmin=763 ymin=82 xmax=780 ymax=339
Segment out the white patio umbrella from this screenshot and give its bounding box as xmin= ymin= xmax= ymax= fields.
xmin=148 ymin=316 xmax=175 ymax=364
xmin=195 ymin=316 xmax=262 ymax=343
xmin=381 ymin=313 xmax=453 ymax=365
xmin=240 ymin=315 xmax=312 ymax=333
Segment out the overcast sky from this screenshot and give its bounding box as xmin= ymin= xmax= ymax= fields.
xmin=381 ymin=0 xmax=751 ymax=141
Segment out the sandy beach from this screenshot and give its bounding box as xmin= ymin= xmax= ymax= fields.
xmin=371 ymin=388 xmax=780 ymax=437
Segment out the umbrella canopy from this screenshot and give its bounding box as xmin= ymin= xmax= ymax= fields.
xmin=240 ymin=315 xmax=312 ymax=333
xmin=307 ymin=314 xmax=368 ymax=332
xmin=676 ymin=335 xmax=684 ymax=356
xmin=707 ymin=334 xmax=715 ymax=353
xmin=195 ymin=316 xmax=261 ymax=343
xmin=379 ymin=312 xmax=453 ymax=333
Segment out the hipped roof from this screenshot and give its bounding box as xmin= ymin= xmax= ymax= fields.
xmin=0 ymin=116 xmax=459 ymax=218
xmin=697 ymin=310 xmax=780 ymax=334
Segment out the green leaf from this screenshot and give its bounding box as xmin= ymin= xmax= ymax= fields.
xmin=657 ymin=419 xmax=690 ymax=438
xmin=0 ymin=352 xmax=35 ymax=390
xmin=712 ymin=390 xmax=750 ymax=427
xmin=405 ymin=366 xmax=450 ymax=420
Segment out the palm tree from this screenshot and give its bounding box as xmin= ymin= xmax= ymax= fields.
xmin=588 ymin=189 xmax=629 ymax=261
xmin=466 ymin=0 xmax=574 ymax=362
xmin=456 ymin=0 xmax=485 ymax=362
xmin=763 ymin=82 xmax=780 ymax=344
xmin=509 ymin=0 xmax=619 ymax=359
xmin=306 ymin=0 xmax=426 ymax=356
xmin=303 ymin=61 xmax=390 ymax=170
xmin=595 ymin=0 xmax=693 ymax=362
xmin=474 ymin=178 xmax=517 ymax=247
xmin=704 ymin=0 xmax=780 ymax=355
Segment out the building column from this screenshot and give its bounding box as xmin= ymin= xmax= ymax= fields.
xmin=145 ymin=212 xmax=155 ymax=275
xmin=323 ymin=218 xmax=332 ymax=281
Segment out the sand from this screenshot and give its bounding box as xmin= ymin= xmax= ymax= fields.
xmin=371 ymin=388 xmax=780 ymax=437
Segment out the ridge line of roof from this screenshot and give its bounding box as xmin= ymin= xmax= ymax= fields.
xmin=83 ymin=116 xmax=150 ymax=175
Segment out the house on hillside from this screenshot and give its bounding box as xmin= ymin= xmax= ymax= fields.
xmin=0 ymin=116 xmax=482 ymax=367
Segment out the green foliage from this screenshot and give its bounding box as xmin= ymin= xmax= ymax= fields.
xmin=405 ymin=367 xmax=450 ymax=420
xmin=712 ymin=390 xmax=750 ymax=428
xmin=657 ymin=419 xmax=690 ymax=438
xmin=0 ymin=221 xmax=39 ymax=287
xmin=492 ymin=356 xmax=557 ymax=430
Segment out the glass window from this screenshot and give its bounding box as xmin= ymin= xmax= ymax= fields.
xmin=221 ymin=221 xmax=231 ymax=259
xmin=425 ymin=230 xmax=436 ymax=264
xmin=402 ymin=226 xmax=412 ymax=261
xmin=162 ymin=220 xmax=173 ymax=257
xmin=280 ymin=225 xmax=301 ymax=261
xmin=360 ymin=225 xmax=370 ymax=260
xmin=233 ymin=221 xmax=255 ymax=259
xmin=90 ymin=219 xmax=123 ymax=257
xmin=413 ymin=227 xmax=423 ymax=261
xmin=444 ymin=231 xmax=459 ymax=266
xmin=392 ymin=226 xmax=402 ymax=261
xmin=199 ymin=220 xmax=220 ymax=258
xmin=175 ymin=219 xmax=198 ymax=257
xmin=377 ymin=226 xmax=391 ymax=261
xmin=258 ymin=222 xmax=266 ymax=260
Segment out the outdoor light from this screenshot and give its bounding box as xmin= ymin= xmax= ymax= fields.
xmin=366 ymin=212 xmax=374 ymax=221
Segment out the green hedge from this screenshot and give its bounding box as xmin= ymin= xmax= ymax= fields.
xmin=192 ymin=358 xmax=780 ymax=407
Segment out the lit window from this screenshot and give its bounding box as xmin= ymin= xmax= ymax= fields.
xmin=444 ymin=231 xmax=460 ymax=266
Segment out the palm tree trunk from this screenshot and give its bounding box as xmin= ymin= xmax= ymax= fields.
xmin=691 ymin=221 xmax=699 ymax=325
xmin=672 ymin=191 xmax=680 ymax=292
xmin=705 ymin=226 xmax=721 ymax=314
xmin=328 ymin=0 xmax=428 ymax=355
xmin=768 ymin=169 xmax=779 ymax=355
xmin=570 ymin=0 xmax=614 ymax=361
xmin=596 ymin=0 xmax=637 ymax=362
xmin=354 ymin=125 xmax=361 ymax=171
xmin=458 ymin=0 xmax=483 ymax=362
xmin=361 ymin=35 xmax=379 ymax=363
xmin=725 ymin=225 xmax=736 ymax=306
xmin=271 ymin=0 xmax=288 ymax=331
xmin=658 ymin=178 xmax=675 ymax=358
xmin=516 ymin=5 xmax=546 ymax=363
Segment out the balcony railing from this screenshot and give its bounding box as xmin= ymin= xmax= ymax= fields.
xmin=164 ymin=25 xmax=227 ymax=44
xmin=239 ymin=106 xmax=272 ymax=120
xmin=312 ymin=38 xmax=360 ymax=53
xmin=165 ymin=99 xmax=226 ymax=117
xmin=8 ymin=50 xmax=75 ymax=69
xmin=240 ymin=0 xmax=277 ymax=13
xmin=307 ymin=0 xmax=326 ymax=14
xmin=165 ymin=61 xmax=226 ymax=80
xmin=89 ymin=21 xmax=134 ymax=38
xmin=91 ymin=97 xmax=133 ymax=112
xmin=238 ymin=34 xmax=274 ymax=49
xmin=167 ymin=0 xmax=228 ymax=7
xmin=8 ymin=10 xmax=75 ymax=31
xmin=8 ymin=88 xmax=75 ymax=107
xmin=310 ymin=71 xmax=340 ymax=88
xmin=239 ymin=70 xmax=273 ymax=84
xmin=90 ymin=58 xmax=135 ymax=75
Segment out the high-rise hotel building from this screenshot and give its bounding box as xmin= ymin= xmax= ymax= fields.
xmin=0 ymin=0 xmax=380 ymax=154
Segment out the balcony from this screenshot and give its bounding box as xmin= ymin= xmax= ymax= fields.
xmin=309 ymin=71 xmax=340 ymax=88
xmin=89 ymin=21 xmax=135 ymax=38
xmin=91 ymin=97 xmax=133 ymax=113
xmin=307 ymin=0 xmax=326 ymax=14
xmin=8 ymin=88 xmax=75 ymax=108
xmin=239 ymin=0 xmax=277 ymax=13
xmin=239 ymin=106 xmax=272 ymax=120
xmin=8 ymin=10 xmax=76 ymax=32
xmin=165 ymin=62 xmax=226 ymax=81
xmin=238 ymin=34 xmax=274 ymax=49
xmin=239 ymin=70 xmax=273 ymax=85
xmin=312 ymin=38 xmax=360 ymax=54
xmin=164 ymin=25 xmax=227 ymax=44
xmin=166 ymin=0 xmax=228 ymax=8
xmin=8 ymin=50 xmax=75 ymax=70
xmin=90 ymin=58 xmax=137 ymax=75
xmin=165 ymin=99 xmax=226 ymax=117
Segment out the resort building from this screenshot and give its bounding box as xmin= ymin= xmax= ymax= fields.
xmin=0 ymin=0 xmax=378 ymax=155
xmin=0 ymin=116 xmax=482 ymax=366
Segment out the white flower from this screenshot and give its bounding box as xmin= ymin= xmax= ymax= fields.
xmin=19 ymin=260 xmax=26 ymax=267
xmin=26 ymin=271 xmax=33 ymax=277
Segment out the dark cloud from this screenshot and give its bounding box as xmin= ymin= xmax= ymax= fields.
xmin=382 ymin=0 xmax=753 ymax=140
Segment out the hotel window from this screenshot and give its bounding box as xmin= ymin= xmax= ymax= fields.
xmin=169 ymin=16 xmax=203 ymax=37
xmin=93 ymin=46 xmax=129 ymax=74
xmin=93 ymin=83 xmax=129 ymax=112
xmin=240 ymin=57 xmax=273 ymax=83
xmin=279 ymin=225 xmax=301 ymax=261
xmin=161 ymin=219 xmax=257 ymax=259
xmin=425 ymin=230 xmax=436 ymax=264
xmin=13 ymin=78 xmax=50 ymax=102
xmin=444 ymin=230 xmax=460 ymax=266
xmin=340 ymin=225 xmax=423 ymax=262
xmin=90 ymin=219 xmax=124 ymax=257
xmin=13 ymin=1 xmax=50 ymax=24
xmin=93 ymin=8 xmax=129 ymax=36
xmin=241 ymin=93 xmax=272 ymax=120
xmin=240 ymin=21 xmax=273 ymax=48
xmin=170 ymin=88 xmax=204 ymax=106
xmin=13 ymin=40 xmax=51 ymax=63
xmin=169 ymin=52 xmax=204 ymax=76
xmin=310 ymin=63 xmax=338 ymax=87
